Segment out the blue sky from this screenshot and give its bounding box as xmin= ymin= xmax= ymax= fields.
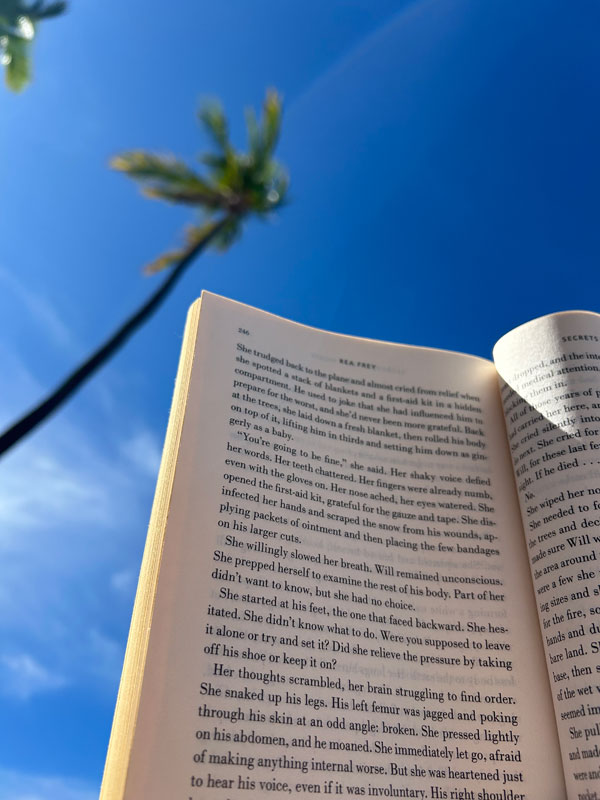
xmin=1 ymin=0 xmax=599 ymax=796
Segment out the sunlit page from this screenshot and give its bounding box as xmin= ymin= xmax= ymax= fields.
xmin=494 ymin=310 xmax=600 ymax=799
xmin=121 ymin=294 xmax=564 ymax=798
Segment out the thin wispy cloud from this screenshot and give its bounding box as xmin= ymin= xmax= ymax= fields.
xmin=0 ymin=768 xmax=97 ymax=800
xmin=0 ymin=447 xmax=112 ymax=534
xmin=0 ymin=266 xmax=79 ymax=355
xmin=0 ymin=263 xmax=144 ymax=431
xmin=0 ymin=343 xmax=158 ymax=694
xmin=119 ymin=428 xmax=162 ymax=478
xmin=0 ymin=343 xmax=46 ymax=426
xmin=87 ymin=628 xmax=124 ymax=684
xmin=0 ymin=653 xmax=66 ymax=700
xmin=0 ymin=436 xmax=151 ymax=688
xmin=110 ymin=568 xmax=136 ymax=597
xmin=0 ymin=235 xmax=161 ymax=781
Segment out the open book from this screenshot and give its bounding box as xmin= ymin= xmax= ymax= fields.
xmin=101 ymin=293 xmax=600 ymax=800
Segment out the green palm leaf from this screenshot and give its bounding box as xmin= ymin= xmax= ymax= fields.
xmin=198 ymin=101 xmax=230 ymax=154
xmin=3 ymin=33 xmax=30 ymax=90
xmin=0 ymin=0 xmax=66 ymax=91
xmin=113 ymin=89 xmax=288 ymax=272
xmin=29 ymin=1 xmax=66 ymax=19
xmin=111 ymin=152 xmax=223 ymax=207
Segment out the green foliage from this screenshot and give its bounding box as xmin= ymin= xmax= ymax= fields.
xmin=0 ymin=0 xmax=66 ymax=91
xmin=112 ymin=89 xmax=288 ymax=273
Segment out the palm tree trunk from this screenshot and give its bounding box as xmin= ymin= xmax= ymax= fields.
xmin=0 ymin=216 xmax=228 ymax=457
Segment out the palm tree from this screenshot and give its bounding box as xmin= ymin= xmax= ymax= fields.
xmin=0 ymin=0 xmax=67 ymax=91
xmin=0 ymin=89 xmax=288 ymax=456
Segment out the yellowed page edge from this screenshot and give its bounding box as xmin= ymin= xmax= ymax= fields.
xmin=99 ymin=296 xmax=204 ymax=800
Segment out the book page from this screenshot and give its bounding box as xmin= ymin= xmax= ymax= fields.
xmin=105 ymin=293 xmax=564 ymax=799
xmin=494 ymin=311 xmax=600 ymax=798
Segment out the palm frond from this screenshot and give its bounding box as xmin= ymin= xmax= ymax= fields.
xmin=199 ymin=153 xmax=227 ymax=170
xmin=111 ymin=151 xmax=205 ymax=186
xmin=29 ymin=1 xmax=66 ymax=20
xmin=144 ymin=219 xmax=224 ymax=274
xmin=113 ymin=89 xmax=288 ymax=272
xmin=111 ymin=151 xmax=225 ymax=208
xmin=245 ymin=106 xmax=261 ymax=159
xmin=261 ymin=89 xmax=281 ymax=158
xmin=198 ymin=101 xmax=230 ymax=154
xmin=143 ymin=248 xmax=185 ymax=276
xmin=0 ymin=0 xmax=66 ymax=91
xmin=210 ymin=217 xmax=242 ymax=251
xmin=245 ymin=89 xmax=282 ymax=172
xmin=4 ymin=33 xmax=30 ymax=90
xmin=141 ymin=186 xmax=223 ymax=208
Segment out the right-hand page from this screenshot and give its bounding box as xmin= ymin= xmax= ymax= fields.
xmin=494 ymin=310 xmax=600 ymax=798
